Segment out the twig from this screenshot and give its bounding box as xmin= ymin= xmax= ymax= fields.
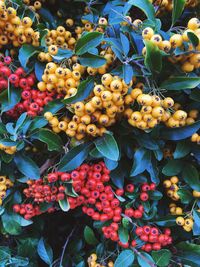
xmin=59 ymin=226 xmax=77 ymax=267
xmin=40 ymin=158 xmax=56 ymax=175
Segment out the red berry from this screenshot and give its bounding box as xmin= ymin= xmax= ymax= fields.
xmin=131 ymin=240 xmax=137 ymax=247
xmin=140 ymin=192 xmax=149 ymax=201
xmin=60 ymin=173 xmax=71 ymax=182
xmin=4 ymin=56 xmax=12 ymax=65
xmin=9 ymin=74 xmax=19 ymax=84
xmin=116 ymin=188 xmax=124 ymax=196
xmin=152 ymin=243 xmax=161 ymax=251
xmin=126 ymin=184 xmax=134 ymax=193
xmin=134 ymin=210 xmax=143 ymax=218
xmin=13 ymin=204 xmax=20 ymax=213
xmin=141 ymin=183 xmax=150 ymax=192
xmin=135 ymin=227 xmax=143 ymax=236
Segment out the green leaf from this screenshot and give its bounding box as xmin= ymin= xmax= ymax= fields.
xmin=160 ymin=76 xmax=200 ymax=90
xmin=2 ymin=212 xmax=22 ymax=235
xmin=114 ymin=250 xmax=135 ymax=267
xmin=144 ymin=40 xmax=162 ymax=73
xmin=94 ymin=133 xmax=119 ymax=161
xmin=63 ymin=77 xmax=94 ymax=104
xmin=15 ymin=113 xmax=27 ymax=132
xmin=128 ymin=0 xmax=155 ymax=22
xmin=161 ymin=120 xmax=200 ymax=140
xmin=152 ymin=249 xmax=172 ymax=267
xmin=84 ymin=226 xmax=98 ymax=245
xmin=162 ymin=159 xmax=183 ymax=176
xmin=118 ymin=226 xmax=129 ymax=244
xmin=131 ymin=149 xmax=151 ymax=176
xmin=173 ymin=140 xmax=191 ymax=159
xmin=58 ymin=142 xmax=92 ymax=172
xmin=79 ymin=53 xmax=106 ymax=67
xmin=9 ymin=256 xmax=29 ymax=266
xmin=37 ymin=238 xmax=53 ymax=265
xmin=176 ymin=242 xmax=200 ymax=267
xmin=193 ymin=210 xmax=200 ymax=235
xmin=0 ymin=87 xmax=21 ymax=113
xmin=59 ymin=199 xmax=70 ymax=212
xmin=37 ymin=129 xmax=63 ymax=151
xmin=75 ymin=32 xmax=103 ymax=55
xmin=153 ymin=215 xmax=176 ymax=226
xmin=187 ymin=32 xmax=199 ymax=47
xmin=137 ymin=252 xmax=155 ymax=267
xmin=14 ymin=153 xmax=40 ymax=179
xmin=182 ymin=164 xmax=200 ymax=191
xmin=43 ymin=99 xmax=65 ymax=113
xmin=52 ymin=48 xmax=73 ymax=62
xmin=177 ymin=189 xmax=193 ymax=204
xmin=19 ymin=45 xmax=39 ymax=68
xmin=172 ymin=0 xmax=186 ymax=25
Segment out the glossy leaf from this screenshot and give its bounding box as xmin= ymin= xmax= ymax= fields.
xmin=19 ymin=45 xmax=39 ymax=68
xmin=161 ymin=77 xmax=200 ymax=90
xmin=144 ymin=41 xmax=162 ymax=73
xmin=63 ymin=77 xmax=94 ymax=104
xmin=162 ymin=159 xmax=183 ymax=176
xmin=115 ymin=250 xmax=135 ymax=267
xmin=75 ymin=32 xmax=103 ymax=55
xmin=128 ymin=0 xmax=155 ymax=22
xmin=172 ymin=0 xmax=186 ymax=25
xmin=152 ymin=249 xmax=172 ymax=267
xmin=37 ymin=238 xmax=53 ymax=265
xmin=94 ymin=133 xmax=119 ymax=161
xmin=79 ymin=53 xmax=106 ymax=67
xmin=37 ymin=129 xmax=63 ymax=151
xmin=182 ymin=164 xmax=200 ymax=191
xmin=84 ymin=226 xmax=98 ymax=245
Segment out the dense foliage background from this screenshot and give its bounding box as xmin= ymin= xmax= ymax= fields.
xmin=0 ymin=0 xmax=200 ymax=266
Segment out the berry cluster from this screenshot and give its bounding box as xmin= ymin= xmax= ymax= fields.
xmin=88 ymin=253 xmax=114 ymax=267
xmin=23 ymin=0 xmax=42 ymax=11
xmin=38 ymin=62 xmax=83 ymax=95
xmin=135 ymin=226 xmax=172 ymax=251
xmin=176 ymin=215 xmax=194 ymax=232
xmin=153 ymin=0 xmax=199 ymax=15
xmin=44 ymin=74 xmax=135 ymax=139
xmin=13 ymin=162 xmax=172 ymax=252
xmin=0 ymin=0 xmax=39 ymax=47
xmin=0 ymin=56 xmax=61 ymax=118
xmin=142 ymin=18 xmax=200 ymax=73
xmin=0 ymin=176 xmax=13 ymax=205
xmin=163 ymin=176 xmax=180 ymax=201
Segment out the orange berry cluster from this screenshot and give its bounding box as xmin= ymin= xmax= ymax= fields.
xmin=0 ymin=143 xmax=17 ymax=155
xmin=142 ymin=17 xmax=200 ymax=73
xmin=169 ymin=203 xmax=194 ymax=232
xmin=45 ymin=74 xmax=134 ymax=139
xmin=125 ymin=89 xmax=193 ymax=129
xmin=38 ymin=62 xmax=83 ymax=95
xmin=0 ymin=175 xmax=13 ymax=205
xmin=163 ymin=176 xmax=180 ymax=201
xmin=0 ymin=0 xmax=39 ymax=47
xmin=152 ymin=0 xmax=199 ymax=13
xmin=191 ymin=132 xmax=200 ymax=144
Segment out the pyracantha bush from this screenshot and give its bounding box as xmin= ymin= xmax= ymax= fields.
xmin=0 ymin=0 xmax=200 ymax=266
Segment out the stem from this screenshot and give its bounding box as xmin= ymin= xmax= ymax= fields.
xmin=59 ymin=226 xmax=77 ymax=267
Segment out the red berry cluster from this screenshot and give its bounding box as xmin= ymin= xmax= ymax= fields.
xmin=12 ymin=162 xmax=172 ymax=251
xmin=0 ymin=55 xmax=62 ymax=118
xmin=13 ymin=203 xmax=43 ymax=220
xmin=136 ymin=226 xmax=172 ymax=251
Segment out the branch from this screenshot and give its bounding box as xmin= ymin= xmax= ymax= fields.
xmin=59 ymin=226 xmax=78 ymax=266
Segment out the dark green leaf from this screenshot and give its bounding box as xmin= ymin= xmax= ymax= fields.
xmin=161 ymin=77 xmax=200 ymax=90
xmin=94 ymin=133 xmax=119 ymax=161
xmin=172 ymin=0 xmax=186 ymax=25
xmin=137 ymin=252 xmax=155 ymax=267
xmin=14 ymin=153 xmax=40 ymax=179
xmin=162 ymin=159 xmax=183 ymax=176
xmin=52 ymin=48 xmax=73 ymax=62
xmin=193 ymin=210 xmax=200 ymax=235
xmin=115 ymin=250 xmax=135 ymax=267
xmin=84 ymin=226 xmax=98 ymax=245
xmin=128 ymin=0 xmax=155 ymax=22
xmin=79 ymin=53 xmax=106 ymax=67
xmin=187 ymin=32 xmax=199 ymax=47
xmin=153 ymin=215 xmax=176 ymax=226
xmin=43 ymin=99 xmax=65 ymax=114
xmin=131 ymin=149 xmax=151 ymax=176
xmin=0 ymin=87 xmax=21 ymax=113
xmin=152 ymin=249 xmax=172 ymax=267
xmin=58 ymin=142 xmax=92 ymax=172
xmin=19 ymin=45 xmax=39 ymax=68
xmin=75 ymin=32 xmax=103 ymax=55
xmin=182 ymin=164 xmax=200 ymax=191
xmin=144 ymin=40 xmax=162 ymax=73
xmin=178 ymin=189 xmax=193 ymax=204
xmin=37 ymin=129 xmax=63 ymax=151
xmin=173 ymin=140 xmax=191 ymax=159
xmin=37 ymin=238 xmax=53 ymax=265
xmin=2 ymin=212 xmax=22 ymax=235
xmin=118 ymin=226 xmax=129 ymax=244
xmin=161 ymin=120 xmax=200 ymax=140
xmin=176 ymin=242 xmax=200 ymax=267
xmin=63 ymin=77 xmax=94 ymax=104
